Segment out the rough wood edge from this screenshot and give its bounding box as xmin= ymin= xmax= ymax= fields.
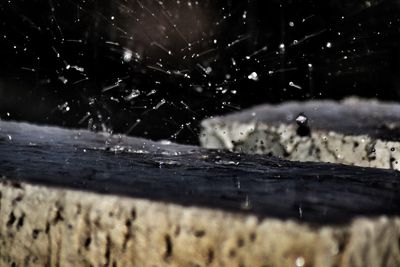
xmin=200 ymin=120 xmax=400 ymax=170
xmin=0 ymin=180 xmax=399 ymax=267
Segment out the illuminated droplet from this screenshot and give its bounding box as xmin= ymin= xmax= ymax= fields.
xmin=248 ymin=72 xmax=259 ymax=81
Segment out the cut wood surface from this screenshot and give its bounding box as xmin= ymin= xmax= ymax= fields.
xmin=201 ymin=98 xmax=400 ymax=170
xmin=0 ymin=120 xmax=400 ymax=267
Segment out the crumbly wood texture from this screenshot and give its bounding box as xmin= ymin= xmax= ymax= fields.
xmin=0 ymin=181 xmax=399 ymax=267
xmin=201 ymin=98 xmax=400 ymax=170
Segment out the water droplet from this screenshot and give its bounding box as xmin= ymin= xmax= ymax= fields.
xmin=124 ymin=89 xmax=141 ymax=101
xmin=158 ymin=160 xmax=181 ymax=168
xmin=289 ymin=81 xmax=302 ymax=90
xmin=279 ymin=43 xmax=286 ymax=53
xmin=58 ymin=76 xmax=68 ymax=84
xmin=123 ymin=49 xmax=133 ymax=62
xmin=241 ymin=195 xmax=252 ymax=210
xmin=215 ymin=160 xmax=239 ymax=166
xmin=296 ymin=113 xmax=308 ymax=125
xmin=295 ymin=256 xmax=305 ymax=267
xmin=248 ymin=72 xmax=259 ymax=81
xmin=57 ymin=102 xmax=70 ymax=113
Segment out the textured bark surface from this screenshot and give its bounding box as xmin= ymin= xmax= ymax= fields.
xmin=1 ymin=120 xmax=400 ymax=223
xmin=0 ymin=181 xmax=399 ymax=267
xmin=201 ymin=98 xmax=400 ymax=170
xmin=1 ymin=120 xmax=400 ymax=266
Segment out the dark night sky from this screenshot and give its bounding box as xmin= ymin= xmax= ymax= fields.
xmin=0 ymin=0 xmax=400 ymax=144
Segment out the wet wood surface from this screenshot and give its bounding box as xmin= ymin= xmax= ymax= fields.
xmin=0 ymin=120 xmax=399 ymax=224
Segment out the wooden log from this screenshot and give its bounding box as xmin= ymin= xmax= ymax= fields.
xmin=201 ymin=98 xmax=400 ymax=170
xmin=0 ymin=120 xmax=400 ymax=267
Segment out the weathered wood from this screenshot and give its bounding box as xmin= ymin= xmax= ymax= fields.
xmin=1 ymin=182 xmax=400 ymax=267
xmin=0 ymin=120 xmax=400 ymax=267
xmin=201 ymin=98 xmax=400 ymax=170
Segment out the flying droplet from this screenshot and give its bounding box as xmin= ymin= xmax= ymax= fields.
xmin=124 ymin=89 xmax=141 ymax=101
xmin=123 ymin=49 xmax=133 ymax=62
xmin=248 ymin=72 xmax=259 ymax=81
xmin=289 ymin=81 xmax=302 ymax=90
xmin=296 ymin=113 xmax=308 ymax=125
xmin=279 ymin=43 xmax=286 ymax=53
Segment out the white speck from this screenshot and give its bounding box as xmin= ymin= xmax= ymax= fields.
xmin=248 ymin=72 xmax=259 ymax=81
xmin=153 ymin=99 xmax=166 ymax=110
xmin=326 ymin=42 xmax=332 ymax=48
xmin=111 ymin=16 xmax=115 ymax=20
xmin=123 ymin=49 xmax=133 ymax=62
xmin=213 ymin=39 xmax=217 ymax=44
xmin=58 ymin=76 xmax=68 ymax=84
xmin=6 ymin=112 xmax=10 ymax=117
xmin=279 ymin=43 xmax=286 ymax=53
xmin=242 ymin=11 xmax=247 ymax=19
xmin=240 ymin=195 xmax=252 ymax=210
xmin=308 ymin=63 xmax=313 ymax=69
xmin=124 ymin=89 xmax=141 ymax=101
xmin=58 ymin=102 xmax=70 ymax=113
xmin=295 ymin=256 xmax=305 ymax=267
xmin=147 ymin=89 xmax=157 ymax=96
xmin=289 ymin=81 xmax=302 ymax=89
xmin=296 ymin=114 xmax=308 ymax=124
xmin=67 ymin=65 xmax=85 ymax=72
xmin=205 ymin=67 xmax=212 ymax=74
xmin=7 ymin=135 xmax=12 ymax=141
xmin=160 ymin=140 xmax=172 ymax=145
xmin=289 ymin=21 xmax=294 ymax=27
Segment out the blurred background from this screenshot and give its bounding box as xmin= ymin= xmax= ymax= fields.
xmin=0 ymin=0 xmax=399 ymax=144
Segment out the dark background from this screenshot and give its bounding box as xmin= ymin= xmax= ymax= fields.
xmin=1 ymin=0 xmax=399 ymax=144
